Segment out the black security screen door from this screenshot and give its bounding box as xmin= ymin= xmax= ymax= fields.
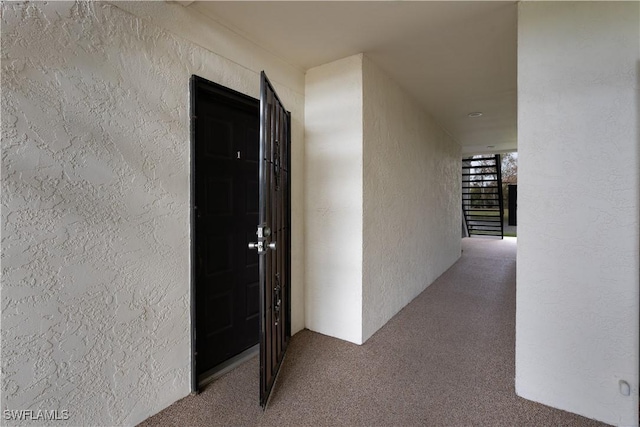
xmin=249 ymin=71 xmax=291 ymax=407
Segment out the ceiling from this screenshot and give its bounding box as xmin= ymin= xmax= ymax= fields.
xmin=190 ymin=1 xmax=517 ymax=154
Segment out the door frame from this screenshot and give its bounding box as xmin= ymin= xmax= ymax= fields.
xmin=189 ymin=75 xmax=261 ymax=393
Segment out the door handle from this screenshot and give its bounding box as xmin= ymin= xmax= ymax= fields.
xmin=248 ymin=241 xmax=264 ymax=252
xmin=248 ymin=241 xmax=275 ymax=252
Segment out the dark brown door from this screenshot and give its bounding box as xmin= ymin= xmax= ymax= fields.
xmin=192 ymin=76 xmax=261 ymax=380
xmin=251 ymin=72 xmax=291 ymax=407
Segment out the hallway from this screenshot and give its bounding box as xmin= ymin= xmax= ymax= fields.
xmin=140 ymin=238 xmax=603 ymax=426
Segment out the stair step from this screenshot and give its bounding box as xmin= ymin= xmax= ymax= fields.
xmin=462 ymin=165 xmax=497 ymax=169
xmin=466 ymin=213 xmax=501 ymax=216
xmin=462 ymin=173 xmax=498 ymax=176
xmin=462 ymin=157 xmax=497 ymax=162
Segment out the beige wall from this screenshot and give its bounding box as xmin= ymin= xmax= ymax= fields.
xmin=112 ymin=0 xmax=307 ymax=338
xmin=305 ymin=54 xmax=364 ymax=343
xmin=305 ymin=55 xmax=461 ymax=344
xmin=516 ymin=2 xmax=639 ymax=425
xmin=362 ymin=56 xmax=461 ymax=342
xmin=1 ymin=2 xmax=304 ymax=425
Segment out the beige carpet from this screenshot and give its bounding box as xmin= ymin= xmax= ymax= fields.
xmin=140 ymin=237 xmax=606 ymax=427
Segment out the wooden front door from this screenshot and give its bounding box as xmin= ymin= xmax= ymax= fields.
xmin=192 ymin=76 xmax=260 ymax=381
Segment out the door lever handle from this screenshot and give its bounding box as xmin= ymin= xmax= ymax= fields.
xmin=267 ymin=242 xmax=276 ymax=250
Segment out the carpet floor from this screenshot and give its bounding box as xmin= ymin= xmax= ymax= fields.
xmin=139 ymin=237 xmax=606 ymax=427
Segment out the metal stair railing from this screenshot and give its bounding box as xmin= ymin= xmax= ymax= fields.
xmin=461 ymin=154 xmax=504 ymax=238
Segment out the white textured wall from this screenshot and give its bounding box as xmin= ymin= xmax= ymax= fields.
xmin=111 ymin=1 xmax=307 ymax=338
xmin=361 ymin=57 xmax=461 ymax=342
xmin=516 ymin=2 xmax=639 ymax=426
xmin=110 ymin=1 xmax=305 ymax=95
xmin=305 ymin=55 xmax=461 ymax=345
xmin=1 ymin=2 xmax=304 ymax=425
xmin=305 ymin=54 xmax=364 ymax=344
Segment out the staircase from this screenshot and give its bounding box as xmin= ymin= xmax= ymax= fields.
xmin=462 ymin=155 xmax=504 ymax=238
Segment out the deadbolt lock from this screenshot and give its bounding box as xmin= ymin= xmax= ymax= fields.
xmin=257 ymin=226 xmax=271 ymax=238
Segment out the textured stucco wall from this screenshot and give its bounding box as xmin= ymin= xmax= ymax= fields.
xmin=305 ymin=54 xmax=364 ymax=344
xmin=305 ymin=54 xmax=461 ymax=345
xmin=1 ymin=2 xmax=304 ymax=425
xmin=109 ymin=1 xmax=305 ymax=96
xmin=361 ymin=56 xmax=461 ymax=342
xmin=516 ymin=2 xmax=639 ymax=426
xmin=110 ymin=1 xmax=307 ymax=337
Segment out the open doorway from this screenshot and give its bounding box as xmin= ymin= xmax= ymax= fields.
xmin=461 ymin=153 xmax=517 ymax=239
xmin=190 ymin=76 xmax=261 ymax=388
xmin=501 ymin=152 xmax=517 ymax=237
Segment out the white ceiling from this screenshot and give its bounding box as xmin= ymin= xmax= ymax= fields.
xmin=191 ymin=1 xmax=518 ymax=154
